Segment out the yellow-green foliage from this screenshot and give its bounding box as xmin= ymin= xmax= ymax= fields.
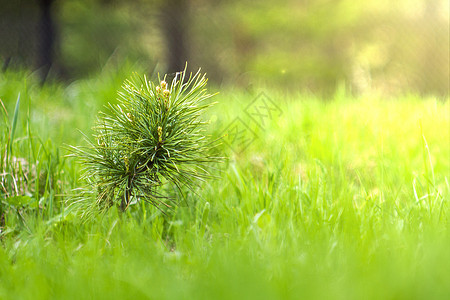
xmin=0 ymin=71 xmax=449 ymax=299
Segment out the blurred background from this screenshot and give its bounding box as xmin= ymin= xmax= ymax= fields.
xmin=0 ymin=0 xmax=448 ymax=96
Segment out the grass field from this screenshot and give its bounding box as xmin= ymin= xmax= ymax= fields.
xmin=1 ymin=68 xmax=449 ymax=299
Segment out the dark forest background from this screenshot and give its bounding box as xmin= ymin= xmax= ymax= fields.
xmin=0 ymin=0 xmax=448 ymax=96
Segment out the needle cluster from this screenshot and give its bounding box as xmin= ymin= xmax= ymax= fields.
xmin=72 ymin=69 xmax=219 ymax=214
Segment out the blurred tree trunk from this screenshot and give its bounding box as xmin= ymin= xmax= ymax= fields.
xmin=2 ymin=57 xmax=11 ymax=72
xmin=37 ymin=0 xmax=55 ymax=83
xmin=161 ymin=0 xmax=188 ymax=74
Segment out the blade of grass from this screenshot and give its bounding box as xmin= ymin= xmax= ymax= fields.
xmin=9 ymin=93 xmax=21 ymax=159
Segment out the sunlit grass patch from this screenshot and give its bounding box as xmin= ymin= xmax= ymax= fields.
xmin=0 ymin=71 xmax=449 ymax=299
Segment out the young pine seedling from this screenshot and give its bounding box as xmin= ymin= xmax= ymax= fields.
xmin=70 ymin=69 xmax=220 ymax=216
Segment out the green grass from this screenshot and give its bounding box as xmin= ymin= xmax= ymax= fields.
xmin=0 ymin=69 xmax=449 ymax=299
